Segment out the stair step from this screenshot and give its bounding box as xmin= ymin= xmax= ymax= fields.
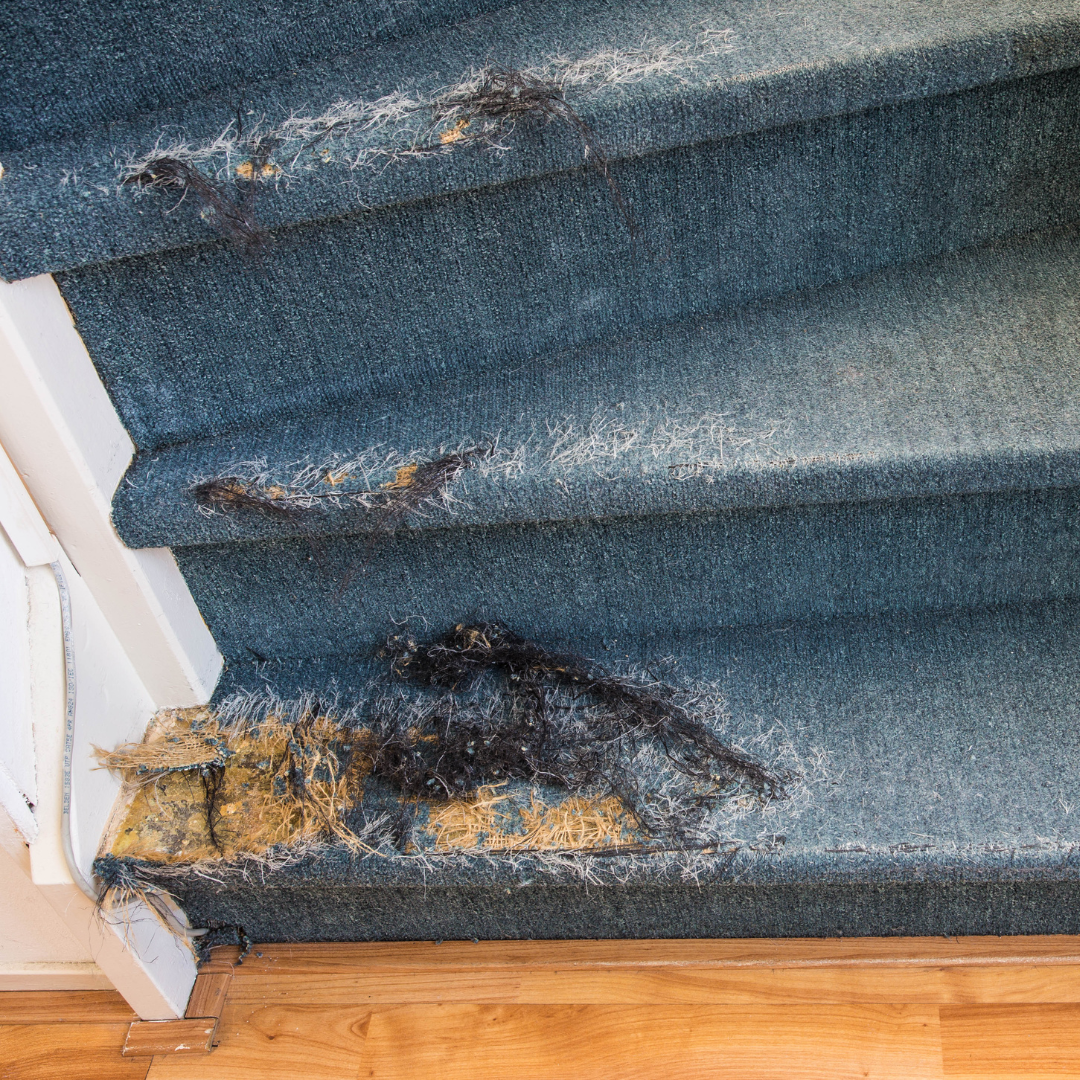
xmin=176 ymin=484 xmax=1080 ymax=662
xmin=104 ymin=225 xmax=1080 ymax=661
xmin=8 ymin=0 xmax=1080 ymax=280
xmin=19 ymin=0 xmax=1080 ymax=947
xmin=105 ymin=598 xmax=1080 ymax=940
xmin=115 ymin=223 xmax=1080 ymax=549
xmin=0 ymin=2 xmax=1073 ymax=447
xmin=0 ymin=0 xmax=519 ymax=155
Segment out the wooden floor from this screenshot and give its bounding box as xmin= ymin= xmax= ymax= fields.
xmin=5 ymin=937 xmax=1080 ymax=1078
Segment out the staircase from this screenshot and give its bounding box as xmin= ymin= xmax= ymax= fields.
xmin=8 ymin=0 xmax=1080 ymax=942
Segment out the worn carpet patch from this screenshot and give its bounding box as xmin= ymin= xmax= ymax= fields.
xmin=96 ymin=624 xmax=823 ymax=920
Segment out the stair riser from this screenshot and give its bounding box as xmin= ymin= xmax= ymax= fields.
xmin=167 ymin=881 xmax=1080 ymax=941
xmin=174 ymin=486 xmax=1080 ymax=661
xmin=62 ymin=67 xmax=1080 ymax=449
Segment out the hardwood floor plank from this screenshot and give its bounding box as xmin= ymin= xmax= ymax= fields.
xmin=224 ymin=962 xmax=1080 ymax=1006
xmin=931 ymin=967 xmax=1080 ymax=1005
xmin=0 ymin=990 xmax=137 ymax=1024
xmin=0 ymin=1023 xmax=148 ymax=1080
xmin=10 ymin=942 xmax=1080 ymax=1078
xmin=144 ymin=1002 xmax=370 ymax=1080
xmin=941 ymin=1004 xmax=1080 ymax=1078
xmin=123 ymin=1018 xmax=218 ymax=1057
xmin=360 ymin=1003 xmax=944 ymax=1080
xmin=185 ymin=973 xmax=232 ymax=1019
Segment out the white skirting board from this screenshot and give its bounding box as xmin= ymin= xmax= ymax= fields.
xmin=0 ymin=963 xmax=113 ymax=992
xmin=0 ymin=273 xmax=221 ymax=707
xmin=0 ymin=382 xmax=203 ymax=1019
xmin=25 ymin=557 xmax=199 ymax=1018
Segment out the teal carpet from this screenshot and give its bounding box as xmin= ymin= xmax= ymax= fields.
xmin=5 ymin=0 xmax=1080 ymax=939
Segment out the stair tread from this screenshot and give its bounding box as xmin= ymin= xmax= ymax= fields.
xmin=5 ymin=0 xmax=1080 ymax=278
xmin=0 ymin=0 xmax=519 ymax=156
xmin=111 ymin=598 xmax=1080 ymax=939
xmin=114 ymin=224 xmax=1080 ymax=549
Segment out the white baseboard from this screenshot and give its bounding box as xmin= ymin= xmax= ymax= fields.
xmin=27 ymin=558 xmax=198 ymax=1019
xmin=0 ymin=274 xmax=221 ymax=706
xmin=0 ymin=962 xmax=113 ymax=991
xmin=0 ymin=396 xmax=201 ymax=1018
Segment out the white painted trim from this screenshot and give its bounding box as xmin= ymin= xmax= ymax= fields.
xmin=0 ymin=962 xmax=113 ymax=991
xmin=26 ymin=561 xmax=197 ymax=1018
xmin=0 ymin=301 xmax=204 ymax=1017
xmin=23 ymin=566 xmax=70 ymax=887
xmin=0 ymin=442 xmax=58 ymax=567
xmin=32 ymin=880 xmax=196 ymax=1017
xmin=0 ymin=274 xmax=221 ymax=706
xmin=0 ymin=515 xmax=39 ymax=839
xmin=0 ymin=760 xmax=36 ymax=842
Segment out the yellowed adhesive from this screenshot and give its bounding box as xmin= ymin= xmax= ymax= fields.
xmin=110 ymin=766 xmax=287 ymax=863
xmin=381 ymin=463 xmax=418 ymax=490
xmin=105 ymin=709 xmax=372 ymax=862
xmin=104 ymin=709 xmax=639 ymax=865
xmin=439 ymin=118 xmax=472 ymax=145
xmin=234 ymin=160 xmax=282 ymax=180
